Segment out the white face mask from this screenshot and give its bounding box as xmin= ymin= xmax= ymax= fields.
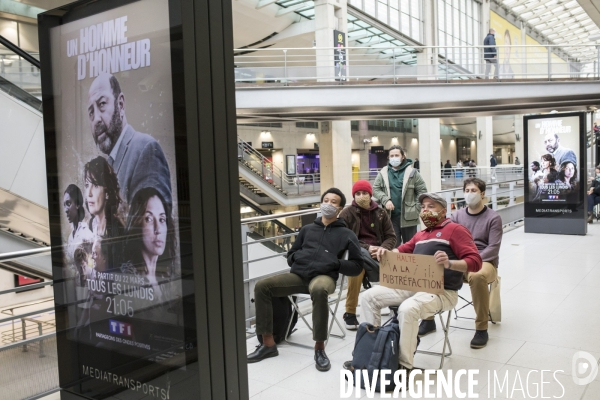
xmin=464 ymin=192 xmax=482 ymax=208
xmin=389 ymin=158 xmax=401 ymax=167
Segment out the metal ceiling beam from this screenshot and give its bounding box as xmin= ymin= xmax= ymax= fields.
xmin=347 ymin=4 xmax=424 ymax=48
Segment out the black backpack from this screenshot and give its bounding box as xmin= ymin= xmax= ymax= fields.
xmin=351 ymin=320 xmax=400 ymax=392
xmin=255 ymin=296 xmax=298 ymax=344
xmin=360 ymin=247 xmax=380 ymax=289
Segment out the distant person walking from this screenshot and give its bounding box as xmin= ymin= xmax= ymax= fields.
xmin=484 ymin=29 xmax=498 ymax=79
xmin=490 ymin=154 xmax=498 ymax=180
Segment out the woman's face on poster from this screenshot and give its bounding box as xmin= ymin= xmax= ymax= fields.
xmin=142 ymin=195 xmax=167 ymax=257
xmin=564 ymin=163 xmax=575 ymax=179
xmin=63 ymin=192 xmax=79 ymax=224
xmin=542 ymin=158 xmax=549 ymax=169
xmin=85 ymin=175 xmax=106 ymax=216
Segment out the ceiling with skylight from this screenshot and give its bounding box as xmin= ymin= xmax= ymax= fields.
xmin=498 ymin=0 xmax=600 ymax=61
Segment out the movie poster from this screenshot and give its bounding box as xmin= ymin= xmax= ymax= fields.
xmin=527 ymin=116 xmax=580 ymax=204
xmin=50 ymin=0 xmax=184 ymax=365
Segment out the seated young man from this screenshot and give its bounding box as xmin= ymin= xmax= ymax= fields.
xmin=339 ymin=180 xmax=396 ymax=330
xmin=248 ymin=188 xmax=363 ymax=371
xmin=418 ymin=178 xmax=502 ymax=349
xmin=347 ymin=193 xmax=481 ymax=373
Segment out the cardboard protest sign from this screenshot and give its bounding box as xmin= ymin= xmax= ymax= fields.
xmin=380 ymin=251 xmax=444 ymax=294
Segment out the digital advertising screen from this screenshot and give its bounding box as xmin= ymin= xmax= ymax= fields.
xmin=39 ymin=0 xmax=197 ymax=397
xmin=524 ymin=112 xmax=587 ymax=234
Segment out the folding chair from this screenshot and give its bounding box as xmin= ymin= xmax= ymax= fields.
xmin=284 ymin=250 xmax=349 ymax=348
xmin=453 ymin=280 xmax=497 ymax=330
xmin=416 ymin=310 xmax=453 ymax=369
xmin=388 ymin=306 xmax=453 ymax=369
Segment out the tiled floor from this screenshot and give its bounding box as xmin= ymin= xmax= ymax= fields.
xmin=246 ymin=223 xmax=600 ymax=399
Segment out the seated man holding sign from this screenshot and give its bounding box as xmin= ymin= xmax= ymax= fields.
xmin=419 ymin=178 xmax=502 ymax=349
xmin=358 ymin=193 xmax=482 ymax=372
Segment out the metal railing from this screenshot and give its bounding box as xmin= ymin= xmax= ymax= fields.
xmin=233 ymin=44 xmax=597 ymax=86
xmin=0 ymin=249 xmax=57 ymax=399
xmin=355 ymin=165 xmax=525 ymax=188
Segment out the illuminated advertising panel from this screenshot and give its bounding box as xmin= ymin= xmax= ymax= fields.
xmin=39 ymin=0 xmax=199 ymax=397
xmin=524 ymin=113 xmax=587 ymax=235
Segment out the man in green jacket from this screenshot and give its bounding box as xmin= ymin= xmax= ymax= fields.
xmin=373 ymin=145 xmax=428 ymax=245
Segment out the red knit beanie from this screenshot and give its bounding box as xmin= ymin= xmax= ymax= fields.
xmin=352 ymin=180 xmax=373 ymax=197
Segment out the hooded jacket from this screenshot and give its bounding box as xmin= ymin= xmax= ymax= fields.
xmin=373 ymin=160 xmax=428 ymax=227
xmin=287 ymin=218 xmax=363 ymax=281
xmin=339 ymin=200 xmax=397 ymax=251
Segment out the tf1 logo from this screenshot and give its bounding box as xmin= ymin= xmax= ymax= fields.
xmin=109 ymin=319 xmax=133 ymax=336
xmin=572 ymin=351 xmax=599 ymax=386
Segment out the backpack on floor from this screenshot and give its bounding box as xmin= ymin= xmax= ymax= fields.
xmin=350 ymin=320 xmax=400 ymax=392
xmin=255 ymin=296 xmax=298 ymax=344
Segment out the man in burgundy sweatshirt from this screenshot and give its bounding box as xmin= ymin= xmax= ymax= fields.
xmin=359 ymin=193 xmax=482 ymax=372
xmin=419 ymin=178 xmax=502 ymax=349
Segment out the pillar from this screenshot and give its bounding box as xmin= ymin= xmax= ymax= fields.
xmin=514 ymin=115 xmax=524 ymax=164
xmin=417 ymin=0 xmax=436 ymax=80
xmin=358 ymin=120 xmax=370 ymax=172
xmin=319 ymin=121 xmax=353 ymax=197
xmin=476 ymin=116 xmax=493 ymax=167
xmin=418 ymin=118 xmax=441 ymax=192
xmin=314 ymin=0 xmax=347 ymax=81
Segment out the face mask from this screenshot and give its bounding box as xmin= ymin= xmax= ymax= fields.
xmin=355 ymin=194 xmax=371 ymax=209
xmin=320 ymin=203 xmax=339 ymax=219
xmin=389 ymin=158 xmax=401 ymax=167
xmin=420 ymin=210 xmax=445 ymax=229
xmin=464 ymin=192 xmax=482 ymax=208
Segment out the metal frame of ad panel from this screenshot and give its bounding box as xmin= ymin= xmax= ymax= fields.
xmin=524 ymin=112 xmax=587 ymax=235
xmin=38 ymin=0 xmax=247 ymax=398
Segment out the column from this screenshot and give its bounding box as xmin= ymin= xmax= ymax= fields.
xmin=358 ymin=120 xmax=370 ymax=173
xmin=476 ymin=116 xmax=493 ymax=167
xmin=319 ymin=121 xmax=353 ymax=197
xmin=418 ymin=118 xmax=441 ymax=192
xmin=314 ymin=0 xmax=347 ymax=81
xmin=514 ymin=114 xmax=524 ymax=164
xmin=417 ymin=0 xmax=436 ymax=80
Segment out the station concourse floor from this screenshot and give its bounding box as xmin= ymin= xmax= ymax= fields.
xmin=245 ymin=222 xmax=600 ymax=400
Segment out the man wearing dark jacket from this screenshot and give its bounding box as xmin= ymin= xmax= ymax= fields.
xmin=484 ymin=29 xmax=498 ymax=79
xmin=248 ymin=188 xmax=363 ymax=371
xmin=339 ymin=180 xmax=396 ymax=330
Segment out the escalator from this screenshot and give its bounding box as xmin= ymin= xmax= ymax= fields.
xmin=238 ymin=138 xmax=321 ymax=206
xmin=240 ymin=198 xmax=294 ymax=254
xmin=0 ymin=35 xmax=50 ymax=279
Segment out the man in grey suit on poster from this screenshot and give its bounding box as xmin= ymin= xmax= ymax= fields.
xmin=87 ymin=73 xmax=172 ymax=208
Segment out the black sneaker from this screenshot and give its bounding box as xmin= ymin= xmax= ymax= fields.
xmin=470 ymin=330 xmax=489 ymax=349
xmin=343 ymin=313 xmax=360 ymax=330
xmin=343 ymin=360 xmax=354 ymax=372
xmin=418 ymin=319 xmax=436 ymax=337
